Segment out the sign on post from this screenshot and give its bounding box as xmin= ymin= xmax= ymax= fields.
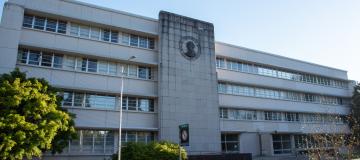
xmin=179 ymin=124 xmax=189 ymax=146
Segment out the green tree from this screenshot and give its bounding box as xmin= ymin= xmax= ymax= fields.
xmin=350 ymin=82 xmax=360 ymax=150
xmin=0 ymin=68 xmax=76 ymax=160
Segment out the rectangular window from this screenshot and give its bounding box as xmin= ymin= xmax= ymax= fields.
xmin=62 ymin=92 xmax=73 ymax=106
xmin=148 ymin=38 xmax=155 ymax=49
xmin=82 ymin=130 xmax=93 ymax=152
xmin=138 ymin=66 xmax=150 ymax=79
xmin=45 ymin=19 xmax=57 ymax=32
xmin=130 ymin=34 xmax=139 ymax=47
xmin=93 ymin=131 xmax=105 ymax=153
xmin=220 ymin=108 xmax=228 ymax=119
xmin=139 ymin=36 xmax=148 ymax=48
xmin=285 ymin=113 xmax=299 ymax=122
xmin=76 ymin=58 xmax=87 ymax=71
xmin=57 ymin=21 xmax=67 ymax=34
xmin=127 ymin=97 xmax=137 ymax=110
xmin=98 ymin=61 xmax=108 ymax=74
xmin=108 ymin=62 xmax=117 ymax=75
xmin=221 ymin=133 xmax=239 ymax=152
xmin=74 ymin=92 xmax=84 ymax=107
xmin=53 ymin=54 xmax=63 ymax=68
xmin=110 ymin=31 xmax=119 ymax=43
xmin=216 ymin=58 xmax=225 ymax=68
xmin=90 ymin=27 xmax=100 ymax=40
xmin=105 ymin=131 xmax=114 ymax=153
xmin=102 ymin=29 xmax=110 ymax=42
xmin=272 ymin=134 xmax=291 ymax=154
xmin=23 ymin=14 xmax=33 ymax=28
xmin=128 ymin=65 xmax=137 ymax=77
xmin=87 ymin=59 xmax=97 ymax=72
xmin=121 ymin=33 xmax=130 ymax=45
xmin=121 ymin=97 xmax=127 ymax=110
xmin=85 ymin=94 xmax=115 ymax=110
xmin=80 ymin=25 xmax=90 ymax=38
xmin=70 ymin=23 xmax=79 ymax=36
xmin=28 ymin=50 xmax=41 ymax=65
xmin=41 ymin=52 xmax=52 ymax=67
xmin=139 ymin=99 xmax=151 ymax=112
xmin=17 ymin=49 xmax=28 ymax=64
xmin=34 ymin=16 xmax=45 ymax=30
xmin=64 ymin=56 xmax=75 ymax=70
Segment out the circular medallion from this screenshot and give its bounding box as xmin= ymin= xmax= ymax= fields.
xmin=181 ymin=130 xmax=188 ymax=141
xmin=179 ymin=36 xmax=201 ymax=60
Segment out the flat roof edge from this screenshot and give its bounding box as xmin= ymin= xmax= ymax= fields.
xmin=215 ymin=41 xmax=348 ymax=73
xmin=61 ymin=0 xmax=158 ymax=22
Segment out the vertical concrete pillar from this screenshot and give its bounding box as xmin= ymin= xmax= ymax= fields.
xmin=0 ymin=2 xmax=24 ymax=74
xmin=158 ymin=11 xmax=221 ymax=155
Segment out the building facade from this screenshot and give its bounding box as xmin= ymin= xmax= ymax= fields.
xmin=0 ymin=0 xmax=353 ymax=159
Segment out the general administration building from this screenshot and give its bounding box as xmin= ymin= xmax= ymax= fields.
xmin=0 ymin=0 xmax=354 ymax=159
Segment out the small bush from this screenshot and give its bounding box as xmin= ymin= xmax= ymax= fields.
xmin=112 ymin=141 xmax=187 ymax=160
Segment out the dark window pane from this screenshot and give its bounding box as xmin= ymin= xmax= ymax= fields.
xmin=102 ymin=29 xmax=110 ymax=41
xmin=74 ymin=93 xmax=84 ymax=107
xmin=128 ymin=97 xmax=137 ymax=110
xmin=34 ymin=16 xmax=45 ymax=30
xmin=130 ymin=35 xmax=138 ymax=47
xmin=87 ymin=59 xmax=97 ymax=72
xmin=149 ymin=100 xmax=154 ymax=112
xmin=28 ymin=50 xmax=40 ymax=65
xmin=80 ymin=58 xmax=87 ymax=71
xmin=127 ymin=132 xmax=136 ymax=142
xmin=110 ymin=31 xmax=118 ymax=43
xmin=46 ymin=19 xmax=57 ymax=32
xmin=225 ymin=134 xmax=238 ymax=141
xmin=148 ymin=38 xmax=155 ymax=49
xmin=139 ymin=36 xmax=147 ymax=48
xmin=23 ymin=14 xmax=33 ymax=28
xmin=17 ymin=49 xmax=28 ymax=64
xmin=122 ymin=97 xmax=127 ymax=109
xmin=138 ymin=67 xmax=149 ymax=79
xmin=63 ymin=92 xmax=73 ymax=106
xmin=57 ymin=21 xmax=67 ymax=34
xmin=53 ymin=54 xmax=63 ymax=68
xmin=41 ymin=52 xmax=52 ymax=67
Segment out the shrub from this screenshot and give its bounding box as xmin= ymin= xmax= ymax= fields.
xmin=112 ymin=141 xmax=187 ymax=160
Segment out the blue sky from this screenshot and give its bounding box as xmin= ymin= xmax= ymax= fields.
xmin=1 ymin=0 xmax=359 ymax=81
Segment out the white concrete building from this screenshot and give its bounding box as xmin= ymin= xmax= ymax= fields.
xmin=0 ymin=0 xmax=353 ymax=159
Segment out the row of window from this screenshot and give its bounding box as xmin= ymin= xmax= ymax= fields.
xmin=219 ymin=108 xmax=346 ymax=124
xmin=17 ymin=49 xmax=152 ymax=80
xmin=121 ymin=131 xmax=156 ymax=144
xmin=70 ymin=23 xmax=155 ymax=49
xmin=216 ymin=58 xmax=348 ymax=89
xmin=22 ymin=14 xmax=156 ymax=50
xmin=294 ymin=134 xmax=336 ymax=149
xmin=273 ymin=134 xmax=341 ymax=155
xmin=221 ymin=133 xmax=337 ymax=154
xmin=64 ymin=130 xmax=156 ymax=154
xmin=62 ymin=91 xmax=155 ymax=112
xmin=218 ymin=83 xmax=349 ymax=106
xmin=67 ymin=130 xmax=114 ymax=154
xmin=23 ymin=14 xmax=67 ymax=34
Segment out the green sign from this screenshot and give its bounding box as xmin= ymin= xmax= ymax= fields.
xmin=179 ymin=124 xmax=189 ymax=146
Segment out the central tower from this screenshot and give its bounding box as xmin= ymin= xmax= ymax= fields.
xmin=158 ymin=11 xmax=221 ymax=155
